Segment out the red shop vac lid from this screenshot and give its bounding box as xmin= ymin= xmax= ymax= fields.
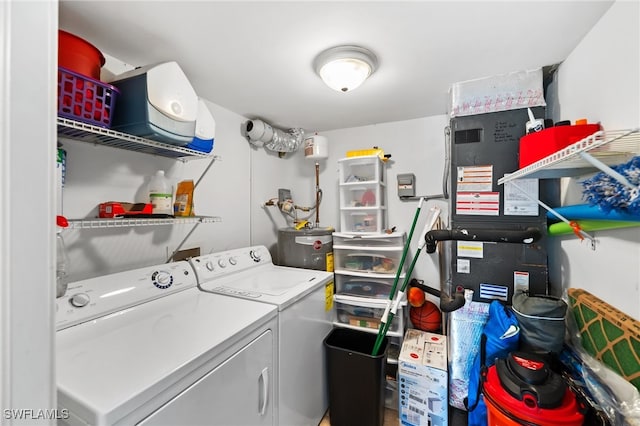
xmin=498 ymin=352 xmax=566 ymax=408
xmin=483 ymin=352 xmax=584 ymax=426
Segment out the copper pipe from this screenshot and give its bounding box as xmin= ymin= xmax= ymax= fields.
xmin=315 ymin=161 xmax=320 ymax=226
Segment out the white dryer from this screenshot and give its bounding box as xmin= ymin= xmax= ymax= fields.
xmin=56 ymin=260 xmax=278 ymax=426
xmin=189 ymin=246 xmax=334 ymax=426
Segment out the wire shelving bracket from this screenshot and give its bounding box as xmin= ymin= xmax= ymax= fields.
xmin=498 ymin=128 xmax=640 ymax=248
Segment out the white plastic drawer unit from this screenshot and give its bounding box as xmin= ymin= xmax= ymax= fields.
xmin=333 ymin=294 xmax=406 ymax=336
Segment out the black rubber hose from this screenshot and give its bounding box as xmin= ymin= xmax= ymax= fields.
xmin=409 ymin=279 xmax=466 ymax=313
xmin=424 ymin=227 xmax=542 ymax=254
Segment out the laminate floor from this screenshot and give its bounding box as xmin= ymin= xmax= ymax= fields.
xmin=319 ymin=406 xmax=469 ymax=425
xmin=318 ymin=408 xmax=399 ymax=426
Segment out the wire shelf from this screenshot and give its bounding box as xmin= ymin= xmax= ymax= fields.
xmin=66 ymin=216 xmax=221 ymax=230
xmin=498 ymin=128 xmax=640 ymax=184
xmin=57 ymin=117 xmax=216 ymax=161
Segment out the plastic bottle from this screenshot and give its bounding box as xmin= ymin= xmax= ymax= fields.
xmin=148 ymin=170 xmax=173 ymax=215
xmin=56 ymin=216 xmax=70 ymax=298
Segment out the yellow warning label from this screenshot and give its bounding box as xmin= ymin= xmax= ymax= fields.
xmin=326 ymin=252 xmax=334 ymax=272
xmin=325 ymin=281 xmax=334 ymax=312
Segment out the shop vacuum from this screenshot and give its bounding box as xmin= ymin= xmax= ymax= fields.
xmin=483 ymin=352 xmax=584 ymax=426
xmin=110 ymin=61 xmax=198 ymax=146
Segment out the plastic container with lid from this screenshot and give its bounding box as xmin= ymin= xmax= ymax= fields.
xmin=58 ymin=30 xmax=105 ymax=80
xmin=148 ymin=170 xmax=173 ymax=215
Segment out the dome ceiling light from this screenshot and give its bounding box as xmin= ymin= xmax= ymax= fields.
xmin=313 ymin=45 xmax=378 ymax=93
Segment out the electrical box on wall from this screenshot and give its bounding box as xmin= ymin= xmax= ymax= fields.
xmin=278 ymin=188 xmax=292 ymax=203
xmin=397 ymin=173 xmax=416 ymax=198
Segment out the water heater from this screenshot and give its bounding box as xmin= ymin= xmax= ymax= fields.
xmin=304 ymin=135 xmax=329 ymax=160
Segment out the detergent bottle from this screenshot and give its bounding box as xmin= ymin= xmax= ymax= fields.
xmin=148 ymin=170 xmax=173 ymax=215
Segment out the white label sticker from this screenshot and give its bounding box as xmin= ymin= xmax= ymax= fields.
xmin=457 ymin=241 xmax=484 ymax=258
xmin=456 ymin=192 xmax=500 ymax=216
xmin=457 ymin=258 xmax=471 ymax=274
xmin=456 ymin=165 xmax=493 ymax=192
xmin=504 ymin=177 xmax=539 ymax=216
xmin=514 ymin=271 xmax=530 ymax=293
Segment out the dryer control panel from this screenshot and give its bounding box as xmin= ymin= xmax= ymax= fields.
xmin=55 ymin=261 xmax=196 ymax=331
xmin=189 ymin=245 xmax=272 ymax=283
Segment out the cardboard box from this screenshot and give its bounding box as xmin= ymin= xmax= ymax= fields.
xmin=98 ymin=201 xmax=152 ymax=218
xmin=568 ymin=288 xmax=640 ymax=390
xmin=519 ymin=124 xmax=602 ymax=168
xmin=449 ymin=68 xmax=545 ymax=118
xmin=398 ymin=329 xmax=448 ymax=426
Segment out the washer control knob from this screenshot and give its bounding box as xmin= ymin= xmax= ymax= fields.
xmin=229 ymin=256 xmax=238 ymax=266
xmin=218 ymin=258 xmax=227 ymax=268
xmin=206 ymin=261 xmax=215 ymax=271
xmin=69 ymin=293 xmax=90 ymax=308
xmin=156 ymin=271 xmax=172 ymax=286
xmin=250 ymin=249 xmax=262 ymax=262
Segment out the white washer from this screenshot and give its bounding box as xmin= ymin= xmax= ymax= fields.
xmin=56 ymin=261 xmax=278 ymax=426
xmin=190 ymin=246 xmax=334 ymax=426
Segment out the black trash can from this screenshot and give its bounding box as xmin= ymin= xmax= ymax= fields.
xmin=324 ymin=327 xmax=388 ymax=426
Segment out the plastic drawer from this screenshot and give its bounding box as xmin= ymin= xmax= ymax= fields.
xmin=333 ymin=232 xmax=406 ymax=248
xmin=334 ymin=294 xmax=406 ymax=335
xmin=334 ymin=275 xmax=395 ymax=299
xmin=334 ymin=245 xmax=402 ymax=275
xmin=338 ymin=155 xmax=385 ymax=185
xmin=339 ymin=208 xmax=386 ymax=234
xmin=340 ymin=183 xmax=385 ymax=208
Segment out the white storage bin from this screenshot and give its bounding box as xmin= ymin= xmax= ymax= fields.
xmin=333 ymin=294 xmax=406 ymax=335
xmin=334 ymin=244 xmax=403 ymax=275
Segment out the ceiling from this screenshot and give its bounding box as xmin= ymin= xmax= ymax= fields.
xmin=59 ymin=1 xmax=614 ymax=133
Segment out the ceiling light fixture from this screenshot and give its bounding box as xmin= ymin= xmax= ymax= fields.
xmin=314 ymin=45 xmax=378 ymax=93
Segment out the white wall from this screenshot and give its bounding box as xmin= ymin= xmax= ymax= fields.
xmin=547 ymin=0 xmax=640 ymax=317
xmin=248 ymin=133 xmax=315 ymax=254
xmin=324 ymin=116 xmax=450 ymax=295
xmin=61 ymin=98 xmax=253 ymax=281
xmin=2 ymin=0 xmax=57 ymax=421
